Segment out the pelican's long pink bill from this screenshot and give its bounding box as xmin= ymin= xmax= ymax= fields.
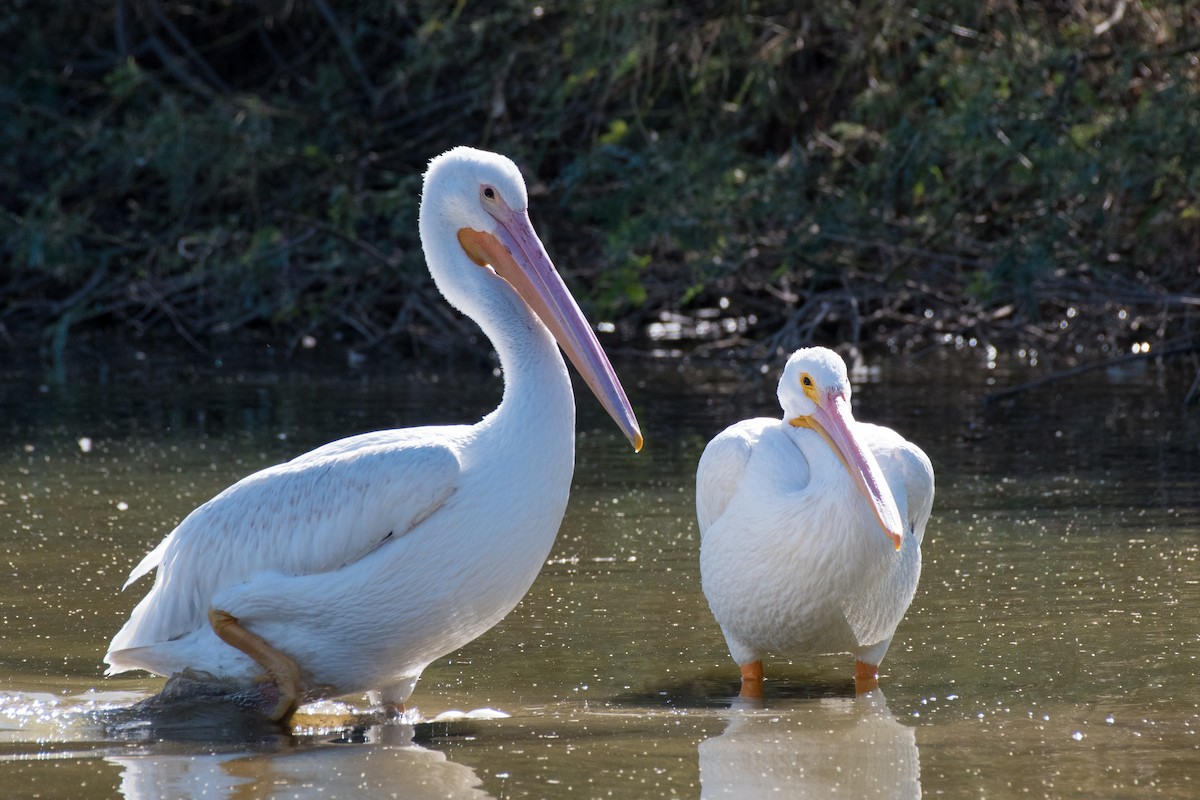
xmin=457 ymin=212 xmax=642 ymax=452
xmin=797 ymin=393 xmax=904 ymax=549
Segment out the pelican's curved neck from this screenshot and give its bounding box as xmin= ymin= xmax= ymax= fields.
xmin=484 ymin=284 xmax=574 ymax=438
xmin=419 ymin=209 xmax=576 ymax=451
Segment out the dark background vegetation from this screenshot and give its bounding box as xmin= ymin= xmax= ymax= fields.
xmin=2 ymin=1 xmax=1198 ymax=367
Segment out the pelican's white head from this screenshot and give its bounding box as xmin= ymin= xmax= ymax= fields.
xmin=778 ymin=347 xmax=903 ymax=549
xmin=420 ymin=147 xmax=529 ymax=255
xmin=777 ymin=347 xmax=852 ymax=421
xmin=417 ymin=147 xmax=642 ymax=452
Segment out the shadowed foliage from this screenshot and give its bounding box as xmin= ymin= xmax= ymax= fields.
xmin=2 ymin=1 xmax=1198 ymax=363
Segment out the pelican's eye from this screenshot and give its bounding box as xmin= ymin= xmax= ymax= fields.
xmin=482 ymin=185 xmax=497 ymax=201
xmin=800 ymin=372 xmax=819 ymax=402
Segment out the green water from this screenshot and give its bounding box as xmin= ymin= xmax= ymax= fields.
xmin=0 ymin=346 xmax=1196 ymax=798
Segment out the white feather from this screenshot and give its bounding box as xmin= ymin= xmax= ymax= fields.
xmin=108 ymin=431 xmax=462 ymax=659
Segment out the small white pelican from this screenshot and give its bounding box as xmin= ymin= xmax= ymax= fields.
xmin=105 ymin=147 xmax=642 ymax=721
xmin=696 ymin=347 xmax=933 ymax=697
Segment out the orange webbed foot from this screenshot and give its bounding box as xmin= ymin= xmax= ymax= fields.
xmin=208 ymin=608 xmax=302 ymax=722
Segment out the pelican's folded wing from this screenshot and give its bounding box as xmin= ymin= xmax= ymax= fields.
xmin=861 ymin=423 xmax=935 ymax=542
xmin=107 ymin=429 xmax=463 ymax=663
xmin=696 ymin=419 xmax=772 ymax=536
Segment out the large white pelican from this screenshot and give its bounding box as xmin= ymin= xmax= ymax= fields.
xmin=696 ymin=347 xmax=932 ymax=697
xmin=105 ymin=147 xmax=642 ymax=721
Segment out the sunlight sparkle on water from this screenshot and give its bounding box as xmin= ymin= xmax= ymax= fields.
xmin=1 ymin=351 xmax=1197 ymax=798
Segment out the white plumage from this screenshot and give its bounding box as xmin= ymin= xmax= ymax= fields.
xmin=697 ymin=347 xmax=933 ymax=695
xmin=106 ymin=147 xmax=642 ymax=719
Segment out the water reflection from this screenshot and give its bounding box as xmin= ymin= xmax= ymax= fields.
xmin=109 ymin=724 xmax=491 ymax=800
xmin=699 ymin=692 xmax=920 ymax=799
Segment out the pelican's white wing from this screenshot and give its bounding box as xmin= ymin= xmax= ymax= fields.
xmin=838 ymin=422 xmax=934 ymax=654
xmin=105 ymin=428 xmax=463 ymax=671
xmin=860 ymin=423 xmax=935 ymax=543
xmin=696 ymin=418 xmax=783 ymax=536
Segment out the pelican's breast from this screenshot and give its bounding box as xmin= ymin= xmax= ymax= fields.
xmin=700 ymin=423 xmax=897 ymax=655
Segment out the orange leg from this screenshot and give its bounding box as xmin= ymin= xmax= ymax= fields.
xmin=208 ymin=608 xmax=302 ymax=722
xmin=854 ymin=659 xmax=879 ymax=695
xmin=738 ymin=660 xmax=764 ymax=699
